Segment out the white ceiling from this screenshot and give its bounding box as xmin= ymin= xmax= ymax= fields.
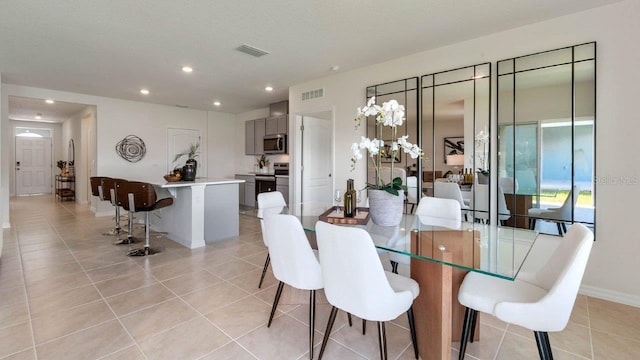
xmin=9 ymin=96 xmax=90 ymax=123
xmin=0 ymin=0 xmax=619 ymax=114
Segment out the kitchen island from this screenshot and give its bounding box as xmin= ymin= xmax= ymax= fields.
xmin=145 ymin=178 xmax=245 ymax=249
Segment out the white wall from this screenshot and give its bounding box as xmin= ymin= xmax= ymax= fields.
xmin=289 ymin=0 xmax=640 ymax=305
xmin=1 ymin=84 xmax=237 ymax=218
xmin=206 ymin=110 xmax=236 ymax=178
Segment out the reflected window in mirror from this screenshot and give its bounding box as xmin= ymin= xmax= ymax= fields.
xmin=365 ymin=78 xmax=419 ymax=188
xmin=421 ymin=63 xmax=491 ymax=221
xmin=497 ymin=42 xmax=595 ymax=235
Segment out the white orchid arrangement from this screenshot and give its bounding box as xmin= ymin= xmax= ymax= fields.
xmin=475 ymin=129 xmax=489 ymax=175
xmin=351 ymin=96 xmax=423 ymax=196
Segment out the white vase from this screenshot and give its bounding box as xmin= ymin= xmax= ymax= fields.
xmin=368 ymin=189 xmax=404 ymax=226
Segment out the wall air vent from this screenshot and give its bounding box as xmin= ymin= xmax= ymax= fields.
xmin=236 ymin=44 xmax=270 ymax=58
xmin=175 ymin=104 xmax=189 ymax=108
xmin=301 ymin=88 xmax=324 ymax=101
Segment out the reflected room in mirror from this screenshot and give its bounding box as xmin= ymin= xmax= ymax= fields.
xmin=497 ymin=42 xmax=595 ymax=235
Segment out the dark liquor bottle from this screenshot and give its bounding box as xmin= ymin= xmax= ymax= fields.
xmin=344 ymin=179 xmax=356 ymax=217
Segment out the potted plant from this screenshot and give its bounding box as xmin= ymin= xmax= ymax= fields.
xmin=173 ymin=142 xmax=200 ymax=181
xmin=351 ymin=97 xmax=423 ymax=226
xmin=56 ymin=160 xmax=67 ymax=175
xmin=256 ymin=154 xmax=270 ymax=174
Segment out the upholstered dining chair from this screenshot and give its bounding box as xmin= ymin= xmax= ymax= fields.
xmin=499 ymin=176 xmax=519 ymax=195
xmin=471 ymin=184 xmax=511 ymax=224
xmin=528 ymin=185 xmax=580 ymax=236
xmin=457 ymin=223 xmax=594 ymax=360
xmin=389 ymin=196 xmax=462 ymax=274
xmin=406 ymin=176 xmax=419 ymax=214
xmin=115 ymin=180 xmax=173 ymax=256
xmin=434 ymin=181 xmax=469 ymax=220
xmin=256 ymin=191 xmax=286 ymax=288
xmin=262 ymin=213 xmax=323 ymax=359
xmin=316 ymin=221 xmax=420 ymax=360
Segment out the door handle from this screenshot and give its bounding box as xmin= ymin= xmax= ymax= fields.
xmin=329 ymin=173 xmax=332 ymax=177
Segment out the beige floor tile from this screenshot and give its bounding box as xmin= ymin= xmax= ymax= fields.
xmin=35 ymin=320 xmax=133 ymax=360
xmin=85 ymin=261 xmax=144 ymax=283
xmin=453 ymin=324 xmax=504 ymax=360
xmin=311 ymin=339 xmax=367 ymax=359
xmin=25 ymin=271 xmax=92 ymax=298
xmin=77 ymin=250 xmax=133 ymax=270
xmin=330 ymin=318 xmax=411 ymax=359
xmin=478 ymin=312 xmax=508 ymax=330
xmin=161 ymin=269 xmax=222 ymax=295
xmin=120 ymin=298 xmax=199 ymax=342
xmin=29 ymin=284 xmax=103 ymax=319
xmin=106 ymin=283 xmax=176 ymax=317
xmin=570 ymin=294 xmax=590 ymax=327
xmin=99 ymin=345 xmax=146 ymax=360
xmin=181 ymin=282 xmax=250 ymax=314
xmin=94 ymin=271 xmax=158 ymax=298
xmin=496 ymin=331 xmax=588 ymax=360
xmin=592 ymin=328 xmax=640 ymax=360
xmin=0 ymin=301 xmax=30 ymax=330
xmin=22 ymin=262 xmax=85 ymax=283
xmin=146 ymin=258 xmax=202 ymax=281
xmin=227 ymin=268 xmax=278 ymax=294
xmin=0 ymin=285 xmax=27 ymax=308
xmin=205 ymin=296 xmax=281 ymax=339
xmin=287 ymin=303 xmax=349 ymax=335
xmin=237 ymin=314 xmax=322 ymax=360
xmin=589 ymin=297 xmax=640 ymax=340
xmin=0 ymin=347 xmax=36 ymax=360
xmin=199 ymin=341 xmax=256 ymax=360
xmin=204 ymin=258 xmax=260 ymax=280
xmin=138 ymin=317 xmax=231 ymax=360
xmin=241 ymin=250 xmax=269 ymax=267
xmin=31 ymin=300 xmax=115 ymax=344
xmin=0 ymin=322 xmax=33 ymax=358
xmin=225 ymin=243 xmax=267 ymax=258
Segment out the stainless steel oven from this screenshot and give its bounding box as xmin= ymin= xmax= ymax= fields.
xmin=255 ymin=162 xmax=289 ymax=200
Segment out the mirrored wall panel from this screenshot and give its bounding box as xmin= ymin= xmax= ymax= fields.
xmin=366 ymin=78 xmax=419 ymax=187
xmin=497 ymin=42 xmax=595 ymax=235
xmin=421 ymin=63 xmax=491 ymax=221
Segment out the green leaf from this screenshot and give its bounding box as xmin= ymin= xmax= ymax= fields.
xmin=392 ymin=177 xmax=403 ymax=187
xmin=385 ymin=187 xmax=399 ymax=196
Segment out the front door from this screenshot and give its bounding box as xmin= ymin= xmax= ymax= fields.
xmin=16 ymin=137 xmax=52 ymax=195
xmin=301 ymin=114 xmax=333 ymax=204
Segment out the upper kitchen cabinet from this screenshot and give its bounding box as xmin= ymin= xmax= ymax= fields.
xmin=266 ymin=115 xmax=288 ymax=135
xmin=245 ymin=118 xmax=266 ymax=155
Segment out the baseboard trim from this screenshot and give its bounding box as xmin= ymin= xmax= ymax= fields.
xmin=580 ymin=285 xmax=640 ymax=308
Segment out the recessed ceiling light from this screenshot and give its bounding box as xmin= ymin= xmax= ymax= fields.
xmin=265 ymin=86 xmax=273 ymax=92
xmin=140 ymin=89 xmax=150 ymax=95
xmin=45 ymin=99 xmax=55 ymax=104
xmin=35 ymin=113 xmax=42 ymax=120
xmin=182 ymin=66 xmax=193 ymax=73
xmin=213 ymin=101 xmax=221 ymax=106
xmin=331 ymin=65 xmax=340 ymax=71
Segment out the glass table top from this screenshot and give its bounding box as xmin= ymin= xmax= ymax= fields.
xmin=241 ymin=202 xmax=538 ymax=281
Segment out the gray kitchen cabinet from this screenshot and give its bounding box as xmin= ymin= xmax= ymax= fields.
xmin=276 ymin=176 xmax=289 ymax=204
xmin=245 ymin=118 xmax=266 ymax=155
xmin=235 ymin=174 xmax=255 ymax=207
xmin=266 ymin=115 xmax=288 ymax=135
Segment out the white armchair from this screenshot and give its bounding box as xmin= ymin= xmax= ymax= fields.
xmin=528 ymin=185 xmax=580 ymax=235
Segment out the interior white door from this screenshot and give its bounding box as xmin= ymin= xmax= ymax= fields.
xmin=16 ymin=137 xmax=52 ymax=195
xmin=302 ymin=115 xmax=333 ymax=204
xmin=167 ymin=128 xmax=201 ymax=173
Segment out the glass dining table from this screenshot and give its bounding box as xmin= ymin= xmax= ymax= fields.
xmin=241 ymin=203 xmax=538 ymax=360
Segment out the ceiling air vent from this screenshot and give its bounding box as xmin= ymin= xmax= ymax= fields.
xmin=236 ymin=44 xmax=270 ymax=58
xmin=301 ymin=88 xmax=324 ymax=101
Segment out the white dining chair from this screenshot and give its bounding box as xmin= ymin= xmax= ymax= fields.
xmin=528 ymin=185 xmax=580 ymax=236
xmin=499 ymin=176 xmax=519 ymax=194
xmin=257 ymin=191 xmax=286 ymax=288
xmin=457 ymin=223 xmax=594 ymax=360
xmin=471 ymin=184 xmax=511 ymax=224
xmin=389 ymin=196 xmax=461 ymax=274
xmin=315 ymin=221 xmax=420 ymax=360
xmin=406 ymin=176 xmax=419 ymax=213
xmin=434 ymin=181 xmax=469 ymax=220
xmin=262 ymin=213 xmax=323 ymax=359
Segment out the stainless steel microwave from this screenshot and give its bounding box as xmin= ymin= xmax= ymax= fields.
xmin=264 ymin=134 xmax=287 ymax=154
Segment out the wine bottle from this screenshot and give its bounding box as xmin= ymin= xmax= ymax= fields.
xmin=344 ymin=179 xmax=356 ymax=218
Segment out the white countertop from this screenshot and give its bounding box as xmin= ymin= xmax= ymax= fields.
xmin=133 ymin=177 xmax=245 ymax=188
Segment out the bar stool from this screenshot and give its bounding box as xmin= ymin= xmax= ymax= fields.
xmin=99 ymin=177 xmax=129 ymax=239
xmin=115 ymin=180 xmax=173 ymax=256
xmin=90 ymin=176 xmax=114 ymax=236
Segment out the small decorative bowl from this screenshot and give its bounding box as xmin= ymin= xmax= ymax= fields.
xmin=163 ymin=174 xmax=181 ymax=182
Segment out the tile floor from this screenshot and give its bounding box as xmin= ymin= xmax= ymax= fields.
xmin=1 ymin=195 xmax=639 ymax=360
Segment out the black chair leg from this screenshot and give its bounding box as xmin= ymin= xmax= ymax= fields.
xmin=318 ymin=306 xmax=339 ymax=360
xmin=268 ymin=281 xmax=285 ymax=327
xmin=459 ymin=307 xmax=475 ymax=360
xmin=469 ymin=308 xmax=478 ymax=343
xmin=377 ymin=321 xmax=388 ymax=360
xmin=309 ymin=290 xmax=316 ymax=360
xmin=534 ymin=331 xmax=554 ymax=360
xmin=362 ymin=319 xmax=366 ymax=335
xmin=407 ymin=307 xmax=419 ymax=359
xmin=561 ymin=222 xmax=567 ymax=234
xmin=530 ymin=218 xmax=537 ymax=230
xmin=556 ymin=222 xmax=564 ymax=235
xmin=390 ymin=260 xmax=399 ymax=274
xmin=347 ymin=312 xmax=352 ymax=327
xmin=258 ymin=254 xmax=270 ymax=288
